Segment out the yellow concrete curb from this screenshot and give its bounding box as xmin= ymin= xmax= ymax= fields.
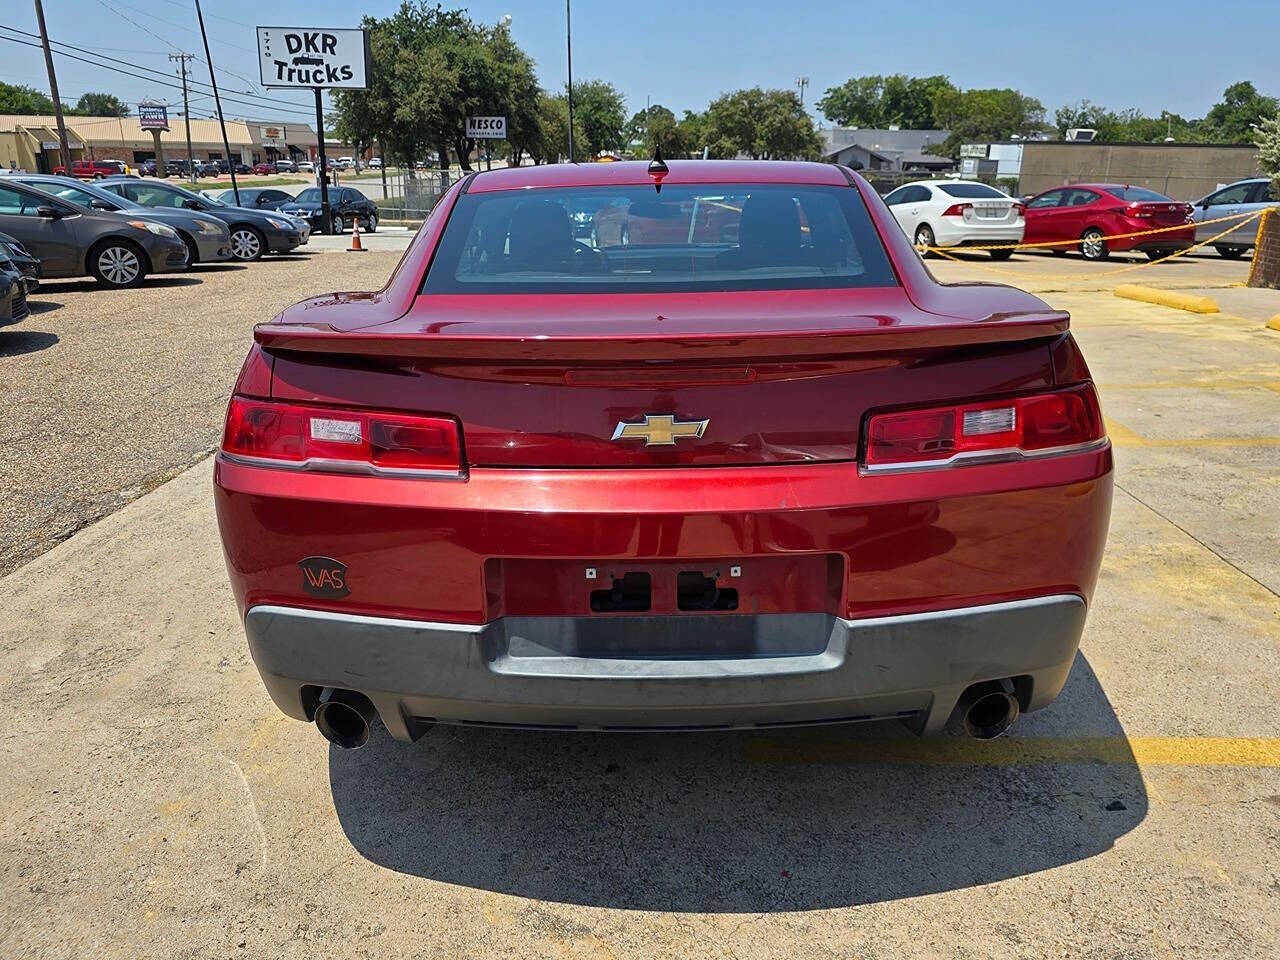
xmin=1266 ymin=315 xmax=1280 ymax=333
xmin=1113 ymin=285 xmax=1219 ymax=314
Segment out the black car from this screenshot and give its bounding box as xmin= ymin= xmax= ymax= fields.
xmin=279 ymin=186 xmax=378 ymax=234
xmin=97 ymin=177 xmax=305 ymax=261
xmin=0 ymin=231 xmax=41 ymax=292
xmin=1 ymin=256 xmax=28 ymax=328
xmin=218 ymin=187 xmax=293 ymax=211
xmin=194 ymin=161 xmax=221 ymax=178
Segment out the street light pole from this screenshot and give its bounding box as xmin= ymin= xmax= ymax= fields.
xmin=565 ymin=0 xmax=574 ymax=162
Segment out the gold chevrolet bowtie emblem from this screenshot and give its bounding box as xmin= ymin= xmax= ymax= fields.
xmin=611 ymin=414 xmax=709 ymax=446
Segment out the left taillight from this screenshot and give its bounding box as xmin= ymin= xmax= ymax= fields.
xmin=862 ymin=384 xmax=1106 ymax=472
xmin=221 ymin=396 xmax=462 ymax=477
xmin=941 ymin=203 xmax=973 ymax=217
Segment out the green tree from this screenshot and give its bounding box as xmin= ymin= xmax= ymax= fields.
xmin=625 ymin=104 xmax=687 ymax=158
xmin=818 ymin=74 xmax=955 ymax=128
xmin=704 ymin=88 xmax=823 ymax=160
xmin=677 ymin=110 xmax=711 ymax=157
xmin=568 ymin=79 xmax=626 ymax=157
xmin=0 ymin=81 xmax=56 ymax=115
xmin=1203 ymin=81 xmax=1279 ymax=142
xmin=74 ymin=92 xmax=130 ymax=117
xmin=527 ymin=93 xmax=583 ymax=164
xmin=930 ymin=87 xmax=1046 ymax=157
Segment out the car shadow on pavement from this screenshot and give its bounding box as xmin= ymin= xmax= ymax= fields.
xmin=329 ymin=653 xmax=1145 ymax=912
xmin=192 ymin=263 xmax=248 ymax=273
xmin=0 ymin=330 xmax=59 ymax=356
xmin=38 ymin=276 xmax=203 ymax=294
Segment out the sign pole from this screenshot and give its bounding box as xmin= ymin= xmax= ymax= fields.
xmin=151 ymin=128 xmax=167 ymax=178
xmin=314 ymin=87 xmax=332 ymax=235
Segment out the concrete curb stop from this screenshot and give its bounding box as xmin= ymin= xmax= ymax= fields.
xmin=1113 ymin=285 xmax=1219 ymax=315
xmin=1266 ymin=315 xmax=1280 ymax=333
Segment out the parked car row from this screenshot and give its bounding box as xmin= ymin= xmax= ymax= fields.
xmin=0 ymin=174 xmax=310 ymax=305
xmin=881 ymin=175 xmax=1277 ymax=262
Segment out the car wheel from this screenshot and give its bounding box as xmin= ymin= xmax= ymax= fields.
xmin=229 ymin=226 xmax=266 ymax=261
xmin=89 ymin=240 xmax=146 ymax=288
xmin=179 ymin=233 xmax=199 ymax=266
xmin=989 ymin=248 xmax=1013 ymax=261
xmin=332 ymin=214 xmax=346 ymax=234
xmin=1079 ymin=227 xmax=1108 ymax=261
xmin=92 ymin=173 xmax=104 ymax=180
xmin=913 ymin=223 xmax=936 ymax=257
xmin=1145 ymin=248 xmax=1174 ymax=261
xmin=365 ymin=212 xmax=377 ymax=233
xmin=1215 ymin=245 xmax=1247 ymax=259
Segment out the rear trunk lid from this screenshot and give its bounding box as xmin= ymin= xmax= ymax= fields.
xmin=1127 ymin=201 xmax=1192 ymax=226
xmin=963 ymin=200 xmax=1017 ymax=224
xmin=262 ymin=288 xmax=1065 ymax=468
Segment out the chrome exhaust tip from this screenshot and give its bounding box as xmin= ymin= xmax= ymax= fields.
xmin=314 ymin=687 xmax=377 ymax=749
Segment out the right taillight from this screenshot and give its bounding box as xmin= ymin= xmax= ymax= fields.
xmin=863 ymin=384 xmax=1106 ymax=472
xmin=221 ymin=396 xmax=462 ymax=477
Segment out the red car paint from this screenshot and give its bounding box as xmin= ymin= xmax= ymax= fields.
xmin=214 ymin=160 xmax=1113 ymax=735
xmin=1023 ymin=183 xmax=1194 ymax=257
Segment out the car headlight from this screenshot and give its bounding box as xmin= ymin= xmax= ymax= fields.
xmin=265 ymin=217 xmax=292 ymax=231
xmin=127 ymin=219 xmax=179 ymax=239
xmin=195 ymin=218 xmax=225 ymax=235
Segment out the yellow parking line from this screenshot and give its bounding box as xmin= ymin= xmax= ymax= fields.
xmin=1105 ymin=418 xmax=1280 ymax=448
xmin=745 ymin=737 xmax=1280 ymax=768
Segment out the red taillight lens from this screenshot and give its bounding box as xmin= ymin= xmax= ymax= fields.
xmin=222 ymin=396 xmax=462 ymax=475
xmin=1012 ymin=202 xmax=1025 ymax=217
xmin=863 ymin=385 xmax=1105 ymax=470
xmin=1126 ymin=204 xmax=1152 ymax=218
xmin=941 ymin=203 xmax=973 ymax=217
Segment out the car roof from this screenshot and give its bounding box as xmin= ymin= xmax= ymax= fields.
xmin=466 ymin=160 xmax=849 ymax=194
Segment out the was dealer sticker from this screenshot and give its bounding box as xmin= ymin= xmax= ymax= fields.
xmin=298 ymin=557 xmax=350 ymax=598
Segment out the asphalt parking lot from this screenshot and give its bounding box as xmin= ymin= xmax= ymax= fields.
xmin=2 ymin=246 xmax=1279 ymax=958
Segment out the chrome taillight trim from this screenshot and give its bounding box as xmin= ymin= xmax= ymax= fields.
xmin=218 ymin=451 xmax=466 ymax=480
xmin=859 ymin=437 xmax=1109 ymax=476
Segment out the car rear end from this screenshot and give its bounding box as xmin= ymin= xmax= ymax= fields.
xmin=214 ymin=163 xmax=1112 ymax=746
xmin=929 ymin=183 xmax=1025 ymax=250
xmin=1101 ymin=187 xmax=1194 ymax=254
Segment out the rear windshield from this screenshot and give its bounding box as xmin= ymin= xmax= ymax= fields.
xmin=1104 ymin=186 xmax=1171 ymax=202
xmin=422 ymin=183 xmax=897 ymax=294
xmin=937 ymin=183 xmax=1006 ymax=199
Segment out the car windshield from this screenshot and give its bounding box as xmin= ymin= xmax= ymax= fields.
xmin=1104 ymin=186 xmax=1172 ymax=202
xmin=937 ymin=183 xmax=1006 ymax=199
xmin=294 ymin=188 xmax=322 ymax=203
xmin=423 ymin=183 xmax=897 ymax=294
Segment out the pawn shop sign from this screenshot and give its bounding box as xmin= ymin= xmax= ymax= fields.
xmin=256 ymin=26 xmax=371 ymax=89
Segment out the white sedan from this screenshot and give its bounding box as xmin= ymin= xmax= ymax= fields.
xmin=882 ymin=180 xmax=1025 ymax=260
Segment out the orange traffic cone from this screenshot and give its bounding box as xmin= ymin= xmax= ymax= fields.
xmin=347 ymin=217 xmax=367 ymax=252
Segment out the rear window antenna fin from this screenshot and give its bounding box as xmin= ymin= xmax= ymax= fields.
xmin=647 ymin=146 xmax=668 ymax=193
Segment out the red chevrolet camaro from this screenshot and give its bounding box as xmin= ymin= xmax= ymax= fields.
xmin=214 ymin=160 xmax=1113 ymax=749
xmin=1023 ymin=183 xmax=1195 ymax=261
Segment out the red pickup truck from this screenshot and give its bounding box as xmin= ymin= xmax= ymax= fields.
xmin=52 ymin=159 xmax=130 ymax=179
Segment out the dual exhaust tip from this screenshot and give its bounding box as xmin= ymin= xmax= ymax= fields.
xmin=315 ymin=687 xmax=377 ymax=750
xmin=314 ymin=679 xmax=1022 ymax=747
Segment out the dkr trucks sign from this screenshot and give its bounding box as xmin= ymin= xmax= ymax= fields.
xmin=256 ymin=27 xmax=370 ymax=89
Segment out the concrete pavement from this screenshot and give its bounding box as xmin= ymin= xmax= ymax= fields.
xmin=2 ymin=249 xmax=1280 ymax=958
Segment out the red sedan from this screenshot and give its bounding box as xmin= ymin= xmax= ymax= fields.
xmin=1023 ymin=183 xmax=1194 ymax=261
xmin=214 ymin=160 xmax=1113 ymax=749
xmin=252 ymin=162 xmax=274 ymax=175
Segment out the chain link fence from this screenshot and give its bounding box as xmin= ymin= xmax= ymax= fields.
xmin=361 ymin=168 xmax=449 ymax=221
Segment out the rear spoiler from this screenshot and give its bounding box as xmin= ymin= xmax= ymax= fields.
xmin=253 ymin=312 xmax=1070 ymax=363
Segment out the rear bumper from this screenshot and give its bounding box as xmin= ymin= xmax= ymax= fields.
xmin=246 ymin=594 xmax=1087 ymax=739
xmin=932 ymin=221 xmax=1025 ymax=247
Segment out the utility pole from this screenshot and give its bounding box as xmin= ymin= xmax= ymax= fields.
xmin=795 ymin=76 xmax=810 ymax=107
xmin=32 ymin=0 xmax=72 ymax=174
xmin=169 ymin=53 xmax=196 ymax=182
xmin=565 ymin=0 xmax=574 ymax=162
xmin=193 ymin=0 xmax=239 ymax=205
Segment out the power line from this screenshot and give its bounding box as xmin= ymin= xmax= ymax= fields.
xmin=0 ymin=29 xmax=316 ymax=119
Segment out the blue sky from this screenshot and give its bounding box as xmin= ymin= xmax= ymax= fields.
xmin=2 ymin=0 xmax=1277 ymax=128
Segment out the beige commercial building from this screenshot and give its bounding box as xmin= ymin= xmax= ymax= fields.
xmin=0 ymin=113 xmax=320 ymax=173
xmin=1018 ymin=141 xmax=1261 ymax=201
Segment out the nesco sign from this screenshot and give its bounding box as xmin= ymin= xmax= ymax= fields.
xmin=256 ymin=27 xmax=370 ymax=89
xmin=466 ymin=116 xmax=507 ymax=139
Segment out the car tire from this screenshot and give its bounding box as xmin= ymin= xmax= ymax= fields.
xmin=913 ymin=223 xmax=936 ymax=258
xmin=179 ymin=233 xmax=199 ymax=267
xmin=1215 ymin=245 xmax=1247 ymax=259
xmin=365 ymin=213 xmax=377 ymax=233
xmin=229 ymin=226 xmax=266 ymax=262
xmin=89 ymin=239 xmax=147 ymax=288
xmin=1145 ymin=248 xmax=1173 ymax=261
xmin=92 ymin=173 xmax=104 ymax=180
xmin=989 ymin=248 xmax=1013 ymax=261
xmin=1079 ymin=227 xmax=1108 ymax=261
xmin=332 ymin=214 xmax=346 ymax=234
